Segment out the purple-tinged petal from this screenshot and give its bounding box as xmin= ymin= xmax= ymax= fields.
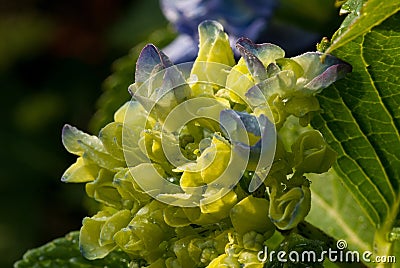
xmin=236 ymin=37 xmax=285 ymax=67
xmin=130 ymin=46 xmax=191 ymax=116
xmin=222 ymin=110 xmax=262 ymax=137
xmin=304 ymin=62 xmax=352 ymax=91
xmin=135 ymin=44 xmax=173 ymax=84
xmin=220 ymin=110 xmax=260 ymax=143
xmin=236 ymin=38 xmax=267 ymax=82
xmin=220 ymin=110 xmax=276 ymax=185
xmin=291 ymin=52 xmax=352 ymax=92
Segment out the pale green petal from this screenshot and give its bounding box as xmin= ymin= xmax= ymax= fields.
xmin=200 ymin=190 xmax=237 ymax=216
xmin=99 ymin=209 xmax=132 ymax=246
xmin=114 ymin=101 xmax=150 ymax=129
xmin=62 ymin=124 xmax=104 ymax=156
xmin=163 ymin=206 xmax=192 ymax=227
xmin=225 ymin=58 xmax=254 ymax=104
xmin=61 ymin=157 xmax=99 ymax=183
xmin=236 ymin=37 xmax=285 ymax=68
xmin=86 ymin=169 xmax=123 ymax=209
xmin=190 ymin=21 xmax=235 ymax=96
xmin=79 ymin=209 xmax=118 ymax=260
xmin=230 ymin=196 xmax=275 ymax=236
xmin=99 ymin=122 xmax=124 ymax=161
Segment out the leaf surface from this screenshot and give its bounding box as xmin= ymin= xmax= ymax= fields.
xmin=307 ymin=170 xmax=374 ymax=253
xmin=326 ymin=0 xmax=400 ymax=54
xmin=313 ymin=12 xmax=400 ymax=227
xmin=14 ymin=231 xmax=135 ymax=268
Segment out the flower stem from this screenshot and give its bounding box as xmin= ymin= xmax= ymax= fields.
xmin=373 ymin=195 xmax=400 ymax=268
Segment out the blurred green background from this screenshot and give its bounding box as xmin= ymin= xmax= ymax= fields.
xmin=0 ymin=0 xmax=341 ymax=267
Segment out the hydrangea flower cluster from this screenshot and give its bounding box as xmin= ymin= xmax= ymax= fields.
xmin=62 ymin=20 xmax=350 ymax=267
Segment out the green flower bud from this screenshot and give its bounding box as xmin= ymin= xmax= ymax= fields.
xmin=291 ymin=130 xmax=337 ymax=174
xmin=282 ymin=95 xmax=320 ymax=125
xmin=269 ymin=184 xmax=311 ymax=230
xmin=242 ymin=231 xmax=265 ymax=251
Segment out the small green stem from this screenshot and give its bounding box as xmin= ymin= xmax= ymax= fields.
xmin=373 ymin=195 xmax=400 ymax=268
xmin=374 ymin=229 xmax=394 ymax=268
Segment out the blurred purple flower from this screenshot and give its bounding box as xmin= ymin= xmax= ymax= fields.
xmin=160 ymin=0 xmax=277 ymax=63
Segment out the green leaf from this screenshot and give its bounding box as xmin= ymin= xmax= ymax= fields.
xmin=312 ymin=11 xmax=400 ymax=259
xmin=307 ymin=170 xmax=374 ymax=254
xmin=14 ymin=231 xmax=134 ymax=268
xmin=326 ymin=0 xmax=400 ymax=54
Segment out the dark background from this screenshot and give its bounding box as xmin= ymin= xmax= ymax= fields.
xmin=0 ymin=0 xmax=341 ymax=266
xmin=0 ymin=1 xmax=170 ymax=266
